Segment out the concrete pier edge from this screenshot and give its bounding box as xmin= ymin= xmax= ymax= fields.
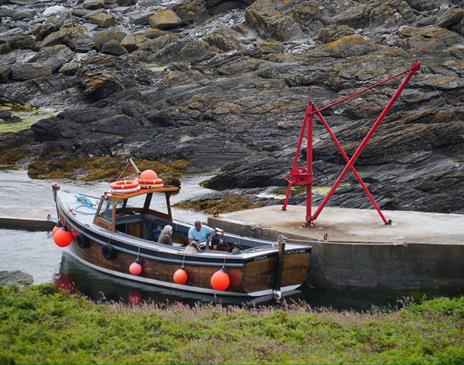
xmin=208 ymin=206 xmax=464 ymax=291
xmin=0 ymin=217 xmax=55 ymax=231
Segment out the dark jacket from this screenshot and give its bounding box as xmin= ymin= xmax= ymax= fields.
xmin=158 ymin=232 xmax=172 ymax=245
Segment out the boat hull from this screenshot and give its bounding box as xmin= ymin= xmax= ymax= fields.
xmin=56 ymin=192 xmax=311 ymax=297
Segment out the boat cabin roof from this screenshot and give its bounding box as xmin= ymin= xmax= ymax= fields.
xmin=107 ymin=186 xmax=179 ymax=200
xmin=94 ymin=185 xmax=179 ymax=231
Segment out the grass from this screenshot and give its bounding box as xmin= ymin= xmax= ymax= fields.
xmin=174 ymin=194 xmax=262 ymax=214
xmin=0 ymin=284 xmax=463 ymax=365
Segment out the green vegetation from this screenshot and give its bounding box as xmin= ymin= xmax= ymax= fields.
xmin=0 ymin=102 xmax=56 ymax=133
xmin=0 ymin=284 xmax=463 ymax=365
xmin=0 ymin=147 xmax=31 ymax=168
xmin=27 ymin=155 xmax=190 ymax=183
xmin=275 ymin=185 xmax=332 ymax=196
xmin=174 ymin=194 xmax=262 ymax=214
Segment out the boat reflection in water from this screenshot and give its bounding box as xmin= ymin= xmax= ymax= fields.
xmin=57 ymin=253 xmax=299 ymax=306
xmin=57 ymin=253 xmax=460 ymax=310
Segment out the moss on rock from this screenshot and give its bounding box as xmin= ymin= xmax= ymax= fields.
xmin=175 ymin=194 xmax=262 ymax=214
xmin=27 ymin=154 xmax=191 ymax=182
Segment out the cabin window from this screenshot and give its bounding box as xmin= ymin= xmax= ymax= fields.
xmin=98 ymin=200 xmax=113 ymax=223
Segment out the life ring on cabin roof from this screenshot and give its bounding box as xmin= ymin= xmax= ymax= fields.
xmin=111 ymin=186 xmax=140 ymax=194
xmin=136 ymin=178 xmax=164 ymax=189
xmin=111 ymin=180 xmax=139 ymax=190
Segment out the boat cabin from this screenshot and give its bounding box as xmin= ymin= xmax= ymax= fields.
xmin=93 ymin=186 xmax=181 ymax=241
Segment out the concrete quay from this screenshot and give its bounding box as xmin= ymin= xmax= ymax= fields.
xmin=208 ymin=205 xmax=464 ymax=290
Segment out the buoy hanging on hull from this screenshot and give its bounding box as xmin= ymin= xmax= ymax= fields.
xmin=211 ymin=268 xmax=230 ymax=291
xmin=129 ymin=261 xmax=143 ymax=276
xmin=173 ymin=268 xmax=188 ymax=285
xmin=53 ymin=227 xmax=74 ymax=247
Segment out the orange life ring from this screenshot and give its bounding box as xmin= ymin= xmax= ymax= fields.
xmin=137 ymin=178 xmax=164 ymax=189
xmin=111 ymin=186 xmax=140 ymax=194
xmin=110 ymin=180 xmax=139 ymax=190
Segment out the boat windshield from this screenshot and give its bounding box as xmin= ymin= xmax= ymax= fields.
xmin=98 ymin=200 xmax=124 ymax=223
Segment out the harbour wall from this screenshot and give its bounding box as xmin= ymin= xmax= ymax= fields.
xmin=208 ymin=215 xmax=464 ymax=290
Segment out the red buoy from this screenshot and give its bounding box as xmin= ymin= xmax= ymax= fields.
xmin=129 ymin=261 xmax=142 ymax=276
xmin=140 ymin=169 xmax=158 ymax=180
xmin=211 ymin=268 xmax=230 ymax=291
xmin=52 ymin=225 xmax=60 ymax=235
xmin=53 ymin=227 xmax=74 ymax=247
xmin=128 ymin=291 xmax=142 ymax=305
xmin=173 ymin=268 xmax=188 ymax=285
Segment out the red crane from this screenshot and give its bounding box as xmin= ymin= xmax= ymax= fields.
xmin=282 ymin=61 xmax=421 ymax=225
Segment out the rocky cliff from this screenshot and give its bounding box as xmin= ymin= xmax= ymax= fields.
xmin=0 ymin=0 xmax=463 ymax=213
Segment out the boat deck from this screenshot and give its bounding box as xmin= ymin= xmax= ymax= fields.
xmin=208 ymin=205 xmax=464 ymax=245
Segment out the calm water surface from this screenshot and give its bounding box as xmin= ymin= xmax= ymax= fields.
xmin=0 ymin=170 xmax=457 ymax=310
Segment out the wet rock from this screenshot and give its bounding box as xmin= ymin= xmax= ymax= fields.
xmin=436 ymin=8 xmax=464 ymax=29
xmin=204 ymin=28 xmax=241 ymax=51
xmin=10 ymin=62 xmax=53 ymax=81
xmin=396 ymin=26 xmax=463 ymax=53
xmin=114 ymin=0 xmax=137 ymax=5
xmin=43 ymin=5 xmax=66 ymax=17
xmin=148 ymin=9 xmax=183 ymax=30
xmin=154 ymin=37 xmax=214 ymax=63
xmin=35 ymin=45 xmax=74 ymax=71
xmin=257 ymin=39 xmax=284 ymax=54
xmin=59 ymin=59 xmax=80 ymax=76
xmin=313 ymin=34 xmax=380 ymax=58
xmin=204 ymin=154 xmax=290 ymax=190
xmin=33 ymin=15 xmax=65 ymax=42
xmin=101 ymin=39 xmax=128 ymax=55
xmin=94 ymin=30 xmax=126 ymax=50
xmin=40 ymin=26 xmax=94 ymax=52
xmin=0 ymin=64 xmax=11 ymax=83
xmin=5 ymin=34 xmax=36 ymax=51
xmin=127 ymin=10 xmax=151 ymax=25
xmin=80 ymin=68 xmax=124 ymax=100
xmin=245 ymin=0 xmax=305 ymax=41
xmin=0 ymin=42 xmax=11 ymax=54
xmin=0 ymin=110 xmax=20 ymax=123
xmin=83 ymin=0 xmax=105 ymax=10
xmin=85 ymin=12 xmax=115 ymax=28
xmin=121 ymin=34 xmax=138 ymax=52
xmin=0 ymin=271 xmax=33 ymax=286
xmin=317 ymin=24 xmax=355 ymax=43
xmin=171 ymin=0 xmax=205 ymax=24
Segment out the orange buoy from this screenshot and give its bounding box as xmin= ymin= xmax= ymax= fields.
xmin=128 ymin=291 xmax=142 ymax=305
xmin=53 ymin=227 xmax=74 ymax=247
xmin=211 ymin=268 xmax=230 ymax=291
xmin=141 ymin=169 xmax=158 ymax=180
xmin=129 ymin=261 xmax=142 ymax=276
xmin=173 ymin=268 xmax=188 ymax=285
xmin=52 ymin=225 xmax=60 ymax=235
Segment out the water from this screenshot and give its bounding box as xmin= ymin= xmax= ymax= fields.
xmin=0 ymin=170 xmax=458 ymax=310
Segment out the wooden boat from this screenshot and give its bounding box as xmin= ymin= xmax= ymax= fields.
xmin=51 ymin=178 xmax=311 ymax=297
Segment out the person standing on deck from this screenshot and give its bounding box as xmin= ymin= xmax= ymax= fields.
xmin=188 ymin=220 xmax=216 ymax=248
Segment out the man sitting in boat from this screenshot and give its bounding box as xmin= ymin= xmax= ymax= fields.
xmin=188 ymin=220 xmax=216 ymax=250
xmin=157 ymin=225 xmax=173 ymax=245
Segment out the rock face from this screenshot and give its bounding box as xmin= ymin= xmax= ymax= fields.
xmin=11 ymin=62 xmax=53 ymax=81
xmin=0 ymin=0 xmax=463 ymax=214
xmin=148 ymin=9 xmax=183 ymax=30
xmin=0 ymin=271 xmax=33 ymax=286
